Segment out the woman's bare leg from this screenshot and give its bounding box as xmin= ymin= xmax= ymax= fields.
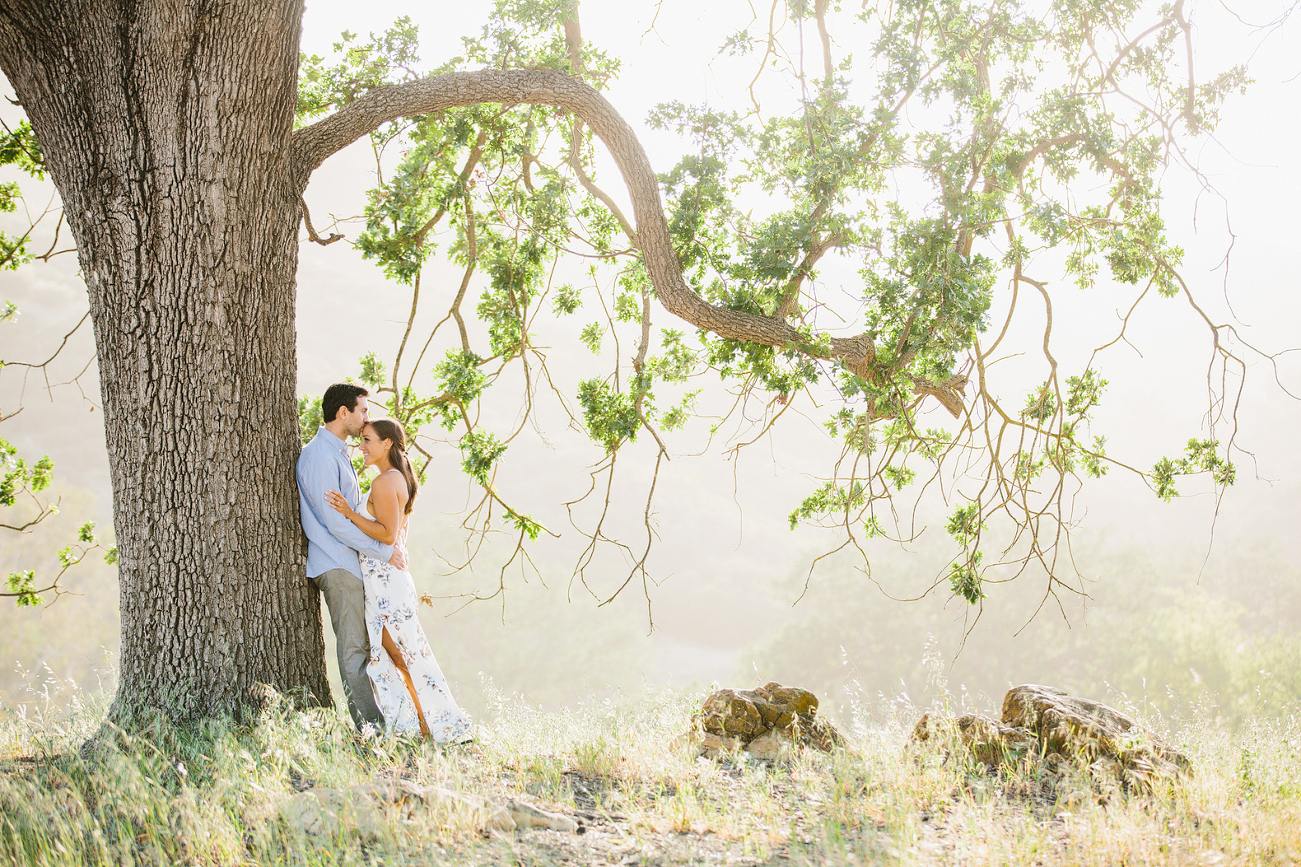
xmin=381 ymin=626 xmax=430 ymax=739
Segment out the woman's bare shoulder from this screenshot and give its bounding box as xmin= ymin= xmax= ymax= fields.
xmin=370 ymin=470 xmax=405 ymax=493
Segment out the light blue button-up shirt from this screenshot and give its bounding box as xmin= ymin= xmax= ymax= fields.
xmin=296 ymin=427 xmax=393 ymax=580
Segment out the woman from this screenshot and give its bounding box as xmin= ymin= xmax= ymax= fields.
xmin=325 ymin=419 xmax=471 ymax=743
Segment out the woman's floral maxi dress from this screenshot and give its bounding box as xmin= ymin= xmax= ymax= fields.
xmin=360 ymin=548 xmax=471 ymax=742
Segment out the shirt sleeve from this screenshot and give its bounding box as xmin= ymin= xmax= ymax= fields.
xmin=298 ymin=445 xmax=394 ymax=561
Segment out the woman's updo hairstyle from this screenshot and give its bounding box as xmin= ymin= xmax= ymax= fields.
xmin=367 ymin=419 xmax=418 ymax=514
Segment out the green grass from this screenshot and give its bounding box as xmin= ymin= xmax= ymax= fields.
xmin=2 ymin=672 xmax=1300 ymax=866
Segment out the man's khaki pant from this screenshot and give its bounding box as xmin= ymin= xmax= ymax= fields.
xmin=312 ymin=568 xmax=383 ymax=730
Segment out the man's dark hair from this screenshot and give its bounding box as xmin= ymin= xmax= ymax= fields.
xmin=322 ymin=383 xmax=369 ymax=425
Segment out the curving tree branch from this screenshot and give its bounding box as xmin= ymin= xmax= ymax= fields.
xmin=291 ymin=69 xmax=935 ymax=406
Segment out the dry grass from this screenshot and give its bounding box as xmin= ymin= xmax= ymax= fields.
xmin=2 ymin=670 xmax=1300 ymax=866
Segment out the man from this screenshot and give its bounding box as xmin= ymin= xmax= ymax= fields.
xmin=296 ymin=382 xmax=408 ymax=730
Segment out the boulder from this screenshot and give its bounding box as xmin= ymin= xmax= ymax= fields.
xmin=912 ymin=711 xmax=1034 ymax=768
xmin=690 ymin=682 xmax=843 ymax=761
xmin=1002 ymin=684 xmax=1191 ymax=791
xmin=909 ymin=684 xmax=1191 ymax=796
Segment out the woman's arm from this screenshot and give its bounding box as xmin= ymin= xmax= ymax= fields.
xmin=325 ymin=473 xmax=405 ymax=545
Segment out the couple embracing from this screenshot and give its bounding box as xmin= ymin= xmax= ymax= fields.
xmin=296 ymin=382 xmax=471 ymax=742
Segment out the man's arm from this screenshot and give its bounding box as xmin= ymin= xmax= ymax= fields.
xmin=298 ymin=447 xmax=394 ymax=561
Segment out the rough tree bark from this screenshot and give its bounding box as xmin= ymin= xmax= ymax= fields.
xmin=0 ymin=0 xmax=328 ymax=721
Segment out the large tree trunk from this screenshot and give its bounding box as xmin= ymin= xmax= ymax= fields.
xmin=0 ymin=1 xmax=330 ymax=721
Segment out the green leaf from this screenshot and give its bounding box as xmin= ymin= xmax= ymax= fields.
xmin=297 ymin=395 xmax=323 ymax=445
xmin=28 ymin=456 xmax=52 ymax=492
xmin=946 ymin=502 xmax=983 ymax=544
xmin=0 ymin=121 xmax=45 ymax=178
xmin=1021 ymin=382 xmax=1056 ymax=422
xmin=6 ymin=570 xmax=41 ymax=608
xmin=1152 ymin=439 xmax=1235 ymax=502
xmin=948 ymin=553 xmax=985 ymax=604
xmin=510 ymin=512 xmax=543 ymax=541
xmin=432 ymin=349 xmax=488 ymax=430
xmin=551 ymin=283 xmax=582 ymax=315
xmin=788 ymin=480 xmax=867 ymax=530
xmin=577 ymin=379 xmax=639 ymax=453
xmin=459 ymin=429 xmax=507 ymax=487
xmin=1064 ymin=369 xmax=1107 ymax=418
xmin=359 ymin=352 xmax=388 ymax=389
xmin=580 ymin=322 xmax=603 ymax=354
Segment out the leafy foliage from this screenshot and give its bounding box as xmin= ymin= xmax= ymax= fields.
xmin=0 ymin=102 xmax=108 ymax=610
xmin=1152 ymin=439 xmax=1237 ymax=502
xmin=0 ymin=436 xmax=52 ymax=507
xmin=291 ymin=0 xmax=1254 ymax=611
xmin=0 ymin=119 xmax=45 ymax=271
xmin=577 ymin=378 xmax=639 ymax=453
xmin=297 ymin=395 xmax=323 ymax=446
xmin=4 ymin=518 xmax=111 ymax=607
xmin=1 ymin=434 xmax=110 ymax=609
xmin=459 ymin=429 xmax=508 ymax=487
xmin=297 ymin=18 xmax=424 ymax=124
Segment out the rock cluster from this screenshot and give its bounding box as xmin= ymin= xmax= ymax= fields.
xmin=277 ymin=777 xmax=578 ymax=840
xmin=912 ymin=684 xmax=1192 ymax=796
xmin=689 ymin=682 xmax=843 ymax=761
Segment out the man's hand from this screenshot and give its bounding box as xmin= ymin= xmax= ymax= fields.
xmin=388 ymin=539 xmax=409 ymax=571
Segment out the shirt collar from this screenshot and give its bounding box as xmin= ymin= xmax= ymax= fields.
xmin=316 ymin=427 xmax=351 ymax=455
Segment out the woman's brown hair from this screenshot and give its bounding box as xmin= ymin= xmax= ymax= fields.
xmin=367 ymin=419 xmax=418 ymax=515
